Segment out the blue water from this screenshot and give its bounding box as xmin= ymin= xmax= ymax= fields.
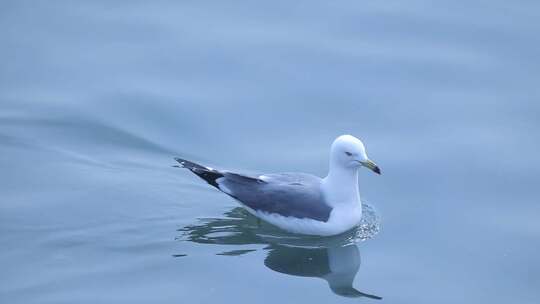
xmin=1 ymin=1 xmax=539 ymax=303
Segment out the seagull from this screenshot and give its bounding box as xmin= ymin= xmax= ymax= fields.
xmin=174 ymin=134 xmax=380 ymax=236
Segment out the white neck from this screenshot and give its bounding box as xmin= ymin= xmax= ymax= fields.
xmin=322 ymin=160 xmax=361 ymax=207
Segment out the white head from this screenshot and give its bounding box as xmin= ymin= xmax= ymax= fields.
xmin=329 ymin=135 xmax=380 ymax=174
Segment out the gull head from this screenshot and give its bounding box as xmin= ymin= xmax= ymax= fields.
xmin=330 ymin=135 xmax=380 ymax=174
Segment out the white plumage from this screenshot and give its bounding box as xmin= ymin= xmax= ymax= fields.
xmin=175 ymin=134 xmax=380 ymax=236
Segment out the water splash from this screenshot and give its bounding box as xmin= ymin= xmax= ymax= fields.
xmin=177 ymin=203 xmax=380 ymax=249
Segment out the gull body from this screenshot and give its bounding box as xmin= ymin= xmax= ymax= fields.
xmin=175 ymin=135 xmax=380 ymax=236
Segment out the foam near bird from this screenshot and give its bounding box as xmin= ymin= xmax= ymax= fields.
xmin=174 ymin=135 xmax=380 ymax=236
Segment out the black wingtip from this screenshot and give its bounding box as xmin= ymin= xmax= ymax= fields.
xmin=174 ymin=157 xmax=189 ymax=168
xmin=172 ymin=157 xmax=223 ymax=189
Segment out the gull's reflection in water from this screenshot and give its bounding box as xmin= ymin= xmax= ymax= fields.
xmin=177 ymin=205 xmax=381 ymax=300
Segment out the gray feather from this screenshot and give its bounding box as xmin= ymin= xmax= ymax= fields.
xmin=219 ymin=172 xmax=332 ymax=222
xmin=175 ymin=158 xmax=333 ymax=222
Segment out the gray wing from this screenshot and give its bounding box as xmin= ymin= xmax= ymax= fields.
xmin=174 ymin=158 xmax=332 ymax=222
xmin=218 ymin=172 xmax=332 ymax=222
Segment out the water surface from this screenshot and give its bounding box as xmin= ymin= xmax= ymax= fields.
xmin=1 ymin=1 xmax=539 ymax=303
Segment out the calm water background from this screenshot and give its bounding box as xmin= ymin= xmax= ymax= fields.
xmin=1 ymin=1 xmax=539 ymax=303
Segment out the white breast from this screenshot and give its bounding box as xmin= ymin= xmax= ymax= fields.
xmin=242 ymin=203 xmax=363 ymax=236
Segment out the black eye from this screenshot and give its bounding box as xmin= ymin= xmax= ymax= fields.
xmin=345 ymin=152 xmax=353 ymax=156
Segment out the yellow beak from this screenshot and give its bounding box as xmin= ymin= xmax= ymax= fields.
xmin=362 ymin=159 xmax=381 ymax=175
